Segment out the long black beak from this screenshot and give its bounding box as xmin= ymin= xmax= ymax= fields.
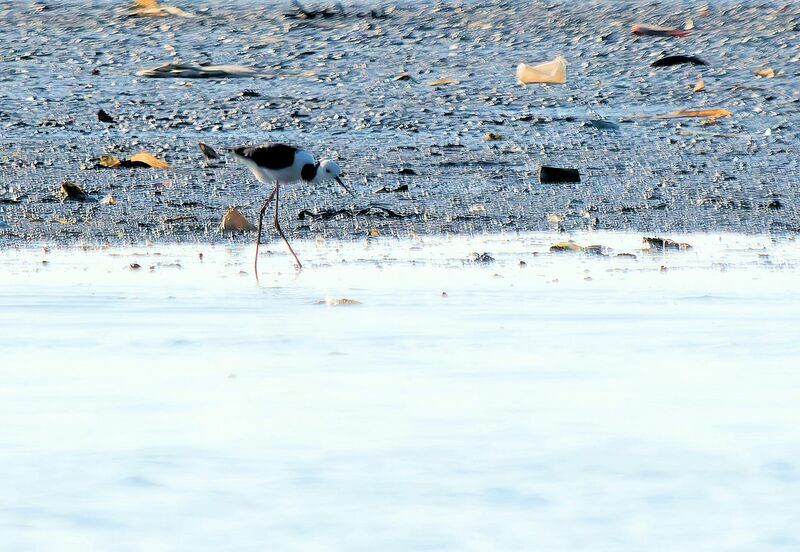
xmin=335 ymin=176 xmax=354 ymax=196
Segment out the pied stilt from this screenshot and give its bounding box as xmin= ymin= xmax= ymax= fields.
xmin=231 ymin=143 xmax=351 ymax=274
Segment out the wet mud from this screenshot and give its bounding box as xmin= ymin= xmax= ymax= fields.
xmin=0 ymin=0 xmax=798 ymax=244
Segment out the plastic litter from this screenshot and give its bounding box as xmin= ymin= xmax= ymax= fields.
xmin=516 ymin=56 xmax=567 ymax=84
xmin=539 ymin=166 xmax=580 ymax=183
xmin=219 ymin=208 xmax=256 ymax=233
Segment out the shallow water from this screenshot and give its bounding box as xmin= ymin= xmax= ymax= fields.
xmin=1 ymin=232 xmax=799 ymax=550
xmin=1 ymin=0 xmax=799 ymax=243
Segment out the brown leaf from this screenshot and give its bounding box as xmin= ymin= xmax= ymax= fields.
xmin=429 ymin=78 xmax=458 ymax=86
xmin=129 ymin=151 xmax=169 ymax=168
xmin=634 ymin=108 xmax=732 ymax=119
xmin=50 ymin=217 xmax=78 ymax=225
xmin=99 ymin=154 xmax=121 ymax=168
xmin=754 ymin=67 xmax=775 ymax=78
xmin=692 ymin=78 xmax=705 ymax=92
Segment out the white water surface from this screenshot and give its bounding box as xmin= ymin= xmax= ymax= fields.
xmin=1 ymin=232 xmax=799 ymax=551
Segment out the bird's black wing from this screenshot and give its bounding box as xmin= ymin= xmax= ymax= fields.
xmin=234 ymin=143 xmax=297 ymax=170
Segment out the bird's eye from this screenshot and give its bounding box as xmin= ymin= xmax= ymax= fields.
xmin=326 ymin=169 xmax=330 ymax=173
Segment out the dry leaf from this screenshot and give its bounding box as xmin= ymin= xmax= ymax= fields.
xmin=754 ymin=67 xmax=775 ymax=78
xmin=315 ymin=298 xmax=362 ymax=306
xmin=99 ymin=154 xmax=121 ymax=168
xmin=50 ymin=217 xmax=77 ymax=225
xmin=130 ymin=151 xmax=169 ymax=168
xmin=469 ymin=204 xmax=487 ymax=213
xmin=692 ymin=78 xmax=705 ymax=92
xmin=429 ymin=78 xmax=458 ymax=86
xmin=485 ymin=132 xmax=502 ymax=141
xmin=219 ymin=208 xmax=256 ymax=232
xmin=129 ymin=0 xmax=193 ymax=17
xmin=100 ymin=193 xmax=117 ymax=205
xmin=634 ymin=108 xmax=732 ymax=119
xmin=368 ymin=228 xmax=380 ymax=237
xmin=550 ymin=241 xmax=605 ymax=254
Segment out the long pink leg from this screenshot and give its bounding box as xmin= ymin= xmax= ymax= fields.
xmin=254 ymin=183 xmax=278 ymax=278
xmin=273 ymin=184 xmax=302 ymax=270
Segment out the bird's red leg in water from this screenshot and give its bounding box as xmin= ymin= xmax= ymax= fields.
xmin=273 ymin=184 xmax=303 ymax=270
xmin=254 ymin=183 xmax=278 ymax=279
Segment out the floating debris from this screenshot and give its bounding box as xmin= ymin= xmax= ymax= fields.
xmin=97 ymin=109 xmax=115 ymax=123
xmin=98 ymin=154 xmax=121 ymax=168
xmin=539 ymin=166 xmax=581 ymax=183
xmin=219 ymin=208 xmax=256 ymax=233
xmin=692 ymin=78 xmax=705 ymax=92
xmin=398 ymin=168 xmax=417 ymax=176
xmin=635 ymin=108 xmax=732 ymax=119
xmin=517 ymin=56 xmax=567 ymax=84
xmin=298 ymin=206 xmax=414 ymax=220
xmin=374 ymin=184 xmax=409 ymax=193
xmin=137 ymin=62 xmax=262 ymax=79
xmin=96 ymin=151 xmax=169 ymax=169
xmin=550 ymin=241 xmax=605 ymax=255
xmin=632 ymin=24 xmax=689 ymax=37
xmin=100 ymin=193 xmax=116 ymax=205
xmin=651 ymin=55 xmax=707 ymax=67
xmin=315 ymin=298 xmax=361 ymax=306
xmin=129 ymin=0 xmax=194 ymax=18
xmin=56 ymin=180 xmax=91 ymax=202
xmin=485 ymin=132 xmax=503 ymax=141
xmin=583 ymin=120 xmax=620 ymax=131
xmin=51 ymin=217 xmax=79 ymax=225
xmin=642 ymin=237 xmax=692 ymax=251
xmin=469 ymin=252 xmax=495 ymax=264
xmin=429 ymin=77 xmax=458 ymax=86
xmin=754 ymin=67 xmax=775 ymax=78
xmin=199 ymin=142 xmax=220 ymax=160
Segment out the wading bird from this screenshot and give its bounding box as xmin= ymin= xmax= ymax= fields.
xmin=231 ymin=143 xmax=351 ymax=274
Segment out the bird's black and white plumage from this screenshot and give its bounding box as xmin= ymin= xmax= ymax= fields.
xmin=230 ymin=142 xmax=350 ymax=275
xmin=231 ymin=143 xmax=345 ymax=187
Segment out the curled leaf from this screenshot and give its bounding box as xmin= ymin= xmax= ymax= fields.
xmin=129 ymin=151 xmax=169 ymax=168
xmin=429 ymin=77 xmax=458 ymax=86
xmin=99 ymin=154 xmax=121 ymax=168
